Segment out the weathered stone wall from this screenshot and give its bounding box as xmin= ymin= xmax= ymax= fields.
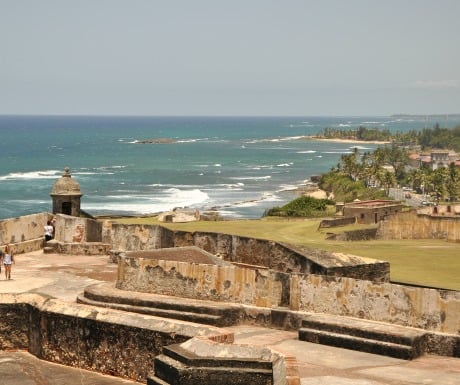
xmin=0 ymin=212 xmax=50 ymax=250
xmin=319 ymin=217 xmax=356 ymax=228
xmin=329 ymin=228 xmax=378 ymax=241
xmin=47 ymin=240 xmax=110 ymax=255
xmin=116 ymin=256 xmax=290 ymax=308
xmin=377 ymin=209 xmax=460 ymax=242
xmin=54 ymin=214 xmax=103 ymax=243
xmin=0 ymin=213 xmax=106 ymax=254
xmin=116 ymin=253 xmax=459 ymax=334
xmin=110 ymin=223 xmax=164 ymax=250
xmin=0 ymin=293 xmax=231 ymax=382
xmin=109 ymin=224 xmax=390 ymax=282
xmin=292 ymin=274 xmax=460 ymax=334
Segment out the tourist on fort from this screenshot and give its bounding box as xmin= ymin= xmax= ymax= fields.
xmin=44 ymin=220 xmax=54 ymax=242
xmin=2 ymin=245 xmax=14 ymax=280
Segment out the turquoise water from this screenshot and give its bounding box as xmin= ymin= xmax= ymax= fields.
xmin=1 ymin=115 xmax=458 ymax=219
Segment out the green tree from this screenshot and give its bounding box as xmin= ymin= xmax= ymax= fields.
xmin=430 ymin=168 xmax=449 ymax=202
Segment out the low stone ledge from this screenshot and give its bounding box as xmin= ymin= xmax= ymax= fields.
xmin=79 ymin=282 xmax=244 ymax=327
xmin=149 ymin=336 xmax=286 ymax=385
xmin=47 ymin=240 xmax=110 ymax=255
xmin=0 ymin=293 xmax=233 ymax=382
xmin=0 ymin=238 xmax=45 ymax=254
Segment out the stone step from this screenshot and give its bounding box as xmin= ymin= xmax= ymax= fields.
xmin=299 ymin=327 xmax=419 ymax=360
xmin=77 ymin=295 xmax=226 ymax=326
xmin=147 ymin=375 xmax=170 ymax=385
xmin=162 ymin=344 xmax=273 ymax=370
xmin=150 ymin=351 xmax=273 ymax=385
xmin=81 ymin=282 xmax=241 ymax=321
xmin=300 ymin=314 xmax=425 ymax=350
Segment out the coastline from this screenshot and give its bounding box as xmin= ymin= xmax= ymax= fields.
xmin=301 ymin=136 xmax=391 ymax=145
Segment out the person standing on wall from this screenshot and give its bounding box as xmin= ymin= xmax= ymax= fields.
xmin=2 ymin=244 xmax=14 ymax=280
xmin=44 ymin=220 xmax=54 ymax=242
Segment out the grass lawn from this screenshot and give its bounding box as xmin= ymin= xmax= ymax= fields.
xmin=114 ymin=216 xmax=460 ymax=291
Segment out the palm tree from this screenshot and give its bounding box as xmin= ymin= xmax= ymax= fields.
xmin=380 ymin=170 xmax=397 ymax=196
xmin=430 ymin=167 xmax=449 ymax=202
xmin=446 ymin=163 xmax=460 ymax=201
xmin=340 ymin=148 xmax=360 ymax=181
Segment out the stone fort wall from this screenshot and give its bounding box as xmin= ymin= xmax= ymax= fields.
xmin=1 ymin=215 xmax=458 ymax=336
xmin=0 ymin=212 xmax=50 ymax=253
xmin=293 ymin=274 xmax=460 ymax=334
xmin=0 ymin=293 xmax=232 ymax=382
xmin=108 ymin=223 xmax=390 ymax=282
xmin=116 ymin=253 xmax=460 ymax=335
xmin=377 ymin=209 xmax=460 ymax=242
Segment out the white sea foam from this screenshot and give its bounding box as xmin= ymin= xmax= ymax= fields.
xmin=229 ymin=175 xmax=271 ymax=181
xmin=276 ymin=163 xmax=293 ymax=167
xmin=0 ymin=170 xmax=61 ymax=181
xmin=246 ymin=135 xmax=305 ymax=144
xmin=280 ymin=136 xmax=305 ymax=141
xmin=279 ymin=184 xmax=299 ymax=191
xmin=85 ymin=188 xmax=209 ymax=214
xmin=75 ymin=171 xmax=114 ymax=175
xmin=232 ymin=192 xmax=282 ymax=207
xmin=296 ymin=150 xmax=317 ymax=154
xmin=321 ymin=151 xmax=354 ymax=154
xmin=218 ymin=183 xmax=245 ymax=189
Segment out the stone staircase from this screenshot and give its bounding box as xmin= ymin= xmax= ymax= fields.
xmin=147 ymin=340 xmax=275 ymax=385
xmin=298 ymin=313 xmax=426 ymax=360
xmin=77 ymin=283 xmax=243 ymax=327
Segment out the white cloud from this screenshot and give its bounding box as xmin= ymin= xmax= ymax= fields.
xmin=411 ymin=79 xmax=460 ymax=89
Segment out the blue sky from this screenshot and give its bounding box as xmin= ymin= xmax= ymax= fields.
xmin=1 ymin=0 xmax=459 ymax=116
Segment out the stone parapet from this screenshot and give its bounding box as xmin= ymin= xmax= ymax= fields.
xmin=0 ymin=212 xmax=50 ymax=248
xmin=46 ymin=239 xmax=110 ymax=255
xmin=377 ymin=209 xmax=460 ymax=242
xmin=0 ymin=293 xmax=236 ymax=382
xmin=116 ymin=252 xmax=290 ymax=308
xmin=112 ymin=250 xmax=459 ymax=335
xmin=109 ymin=223 xmax=390 ymax=282
xmin=295 ymin=274 xmax=460 ymax=334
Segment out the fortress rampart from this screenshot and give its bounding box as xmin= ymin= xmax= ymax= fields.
xmin=0 ymin=293 xmax=237 ymax=382
xmin=0 ymin=213 xmax=459 ymax=383
xmin=377 ymin=207 xmax=460 ymax=242
xmin=116 ymin=250 xmax=460 ymax=335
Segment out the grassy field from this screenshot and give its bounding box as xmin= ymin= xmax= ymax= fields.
xmin=114 ymin=216 xmax=460 ymax=291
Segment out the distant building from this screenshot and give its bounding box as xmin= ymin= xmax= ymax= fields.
xmin=430 ymin=150 xmax=450 ymax=170
xmin=341 ymin=199 xmax=403 ymax=224
xmin=409 ymin=149 xmax=459 ymax=170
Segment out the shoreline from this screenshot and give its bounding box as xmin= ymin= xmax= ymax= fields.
xmin=301 ymin=136 xmax=391 ymax=145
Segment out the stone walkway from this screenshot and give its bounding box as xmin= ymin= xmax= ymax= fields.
xmin=1 ymin=250 xmax=460 ymax=385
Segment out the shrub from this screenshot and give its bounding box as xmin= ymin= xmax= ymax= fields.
xmin=264 ymin=196 xmax=335 ymax=217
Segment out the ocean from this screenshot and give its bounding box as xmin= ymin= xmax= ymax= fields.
xmin=1 ymin=115 xmax=459 ymax=220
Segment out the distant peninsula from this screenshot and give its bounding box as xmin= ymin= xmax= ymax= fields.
xmin=391 ymin=113 xmax=460 ymax=118
xmin=135 ymin=138 xmax=176 ymax=144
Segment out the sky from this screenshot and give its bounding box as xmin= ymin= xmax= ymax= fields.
xmin=1 ymin=0 xmax=459 ymax=116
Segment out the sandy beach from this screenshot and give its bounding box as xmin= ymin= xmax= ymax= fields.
xmin=303 ymin=188 xmax=329 ymax=199
xmin=301 ymin=136 xmax=391 ymax=145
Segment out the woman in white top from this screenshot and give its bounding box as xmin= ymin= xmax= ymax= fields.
xmin=44 ymin=220 xmax=54 ymax=242
xmin=2 ymin=244 xmax=14 ymax=280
